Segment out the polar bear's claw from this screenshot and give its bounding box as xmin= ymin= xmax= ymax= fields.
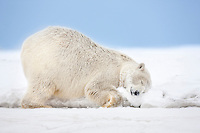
xmin=102 ymin=95 xmax=114 ymax=108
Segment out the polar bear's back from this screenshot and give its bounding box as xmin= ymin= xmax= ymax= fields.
xmin=22 ymin=26 xmax=92 ymax=50
xmin=21 ymin=26 xmax=98 ymax=74
xmin=21 ymin=26 xmax=132 ymax=74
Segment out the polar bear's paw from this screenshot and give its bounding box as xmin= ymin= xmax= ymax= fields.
xmin=102 ymin=93 xmax=122 ymax=108
xmin=21 ymin=103 xmax=53 ymax=109
xmin=21 ymin=99 xmax=53 ymax=109
xmin=102 ymin=95 xmax=114 ymax=107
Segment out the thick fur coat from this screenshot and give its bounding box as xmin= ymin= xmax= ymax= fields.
xmin=21 ymin=26 xmax=151 ymax=108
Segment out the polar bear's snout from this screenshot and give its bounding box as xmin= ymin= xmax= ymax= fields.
xmin=130 ymin=90 xmax=140 ymax=96
xmin=130 ymin=87 xmax=140 ymax=96
xmin=129 ymin=85 xmax=146 ymax=96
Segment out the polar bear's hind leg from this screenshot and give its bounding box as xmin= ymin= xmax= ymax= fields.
xmin=21 ymin=80 xmax=55 ymax=108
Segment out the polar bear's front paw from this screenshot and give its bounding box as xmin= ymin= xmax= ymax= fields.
xmin=102 ymin=95 xmax=114 ymax=108
xmin=102 ymin=94 xmax=122 ymax=108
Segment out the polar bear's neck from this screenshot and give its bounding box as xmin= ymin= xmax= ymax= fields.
xmin=119 ymin=62 xmax=138 ymax=87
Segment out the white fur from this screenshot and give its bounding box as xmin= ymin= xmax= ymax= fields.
xmin=21 ymin=26 xmax=151 ymax=108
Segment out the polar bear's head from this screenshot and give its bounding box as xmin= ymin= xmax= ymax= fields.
xmin=120 ymin=63 xmax=151 ymax=96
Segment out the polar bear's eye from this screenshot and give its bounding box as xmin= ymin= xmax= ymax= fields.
xmin=141 ymin=80 xmax=143 ymax=85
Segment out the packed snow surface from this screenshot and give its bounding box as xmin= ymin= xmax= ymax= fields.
xmin=0 ymin=46 xmax=200 ymax=133
xmin=1 ymin=108 xmax=200 ymax=133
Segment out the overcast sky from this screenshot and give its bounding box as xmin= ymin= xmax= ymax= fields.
xmin=0 ymin=0 xmax=200 ymax=49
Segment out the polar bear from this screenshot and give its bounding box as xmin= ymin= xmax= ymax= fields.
xmin=21 ymin=26 xmax=151 ymax=108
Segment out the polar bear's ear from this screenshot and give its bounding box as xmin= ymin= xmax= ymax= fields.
xmin=138 ymin=63 xmax=145 ymax=71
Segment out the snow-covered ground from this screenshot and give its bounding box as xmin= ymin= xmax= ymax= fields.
xmin=0 ymin=46 xmax=200 ymax=133
xmin=1 ymin=108 xmax=200 ymax=133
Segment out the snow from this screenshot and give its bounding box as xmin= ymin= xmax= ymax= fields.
xmin=0 ymin=108 xmax=200 ymax=133
xmin=0 ymin=46 xmax=200 ymax=133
